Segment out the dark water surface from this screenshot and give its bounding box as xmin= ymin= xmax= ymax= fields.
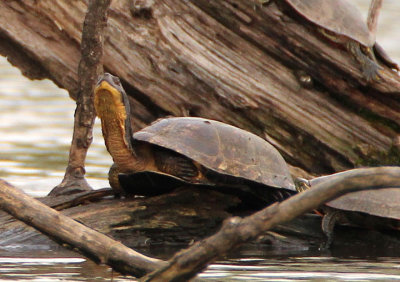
xmin=0 ymin=0 xmax=399 ymax=280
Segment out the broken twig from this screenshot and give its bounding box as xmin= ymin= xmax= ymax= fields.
xmin=367 ymin=0 xmax=383 ymax=38
xmin=50 ymin=0 xmax=111 ymax=196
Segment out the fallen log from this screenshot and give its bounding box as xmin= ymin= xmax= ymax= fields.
xmin=0 ymin=179 xmax=165 ymax=276
xmin=0 ymin=0 xmax=399 ymax=178
xmin=1 ymin=167 xmax=400 ymax=279
xmin=143 ymin=166 xmax=400 ymax=281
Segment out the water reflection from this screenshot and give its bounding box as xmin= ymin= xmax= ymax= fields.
xmin=202 ymin=257 xmax=400 ymax=281
xmin=0 ymin=256 xmax=130 ymax=281
xmin=2 ymin=255 xmax=400 ymax=281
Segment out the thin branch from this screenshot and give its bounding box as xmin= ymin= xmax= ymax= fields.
xmin=50 ymin=0 xmax=111 ymax=196
xmin=367 ymin=0 xmax=383 ymax=38
xmin=143 ymin=167 xmax=400 ymax=281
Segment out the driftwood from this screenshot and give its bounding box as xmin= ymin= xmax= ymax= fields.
xmin=0 ymin=179 xmax=164 ymax=276
xmin=1 ymin=167 xmax=400 ymax=279
xmin=144 ymin=167 xmax=400 ymax=281
xmin=0 ymin=186 xmax=248 ymax=253
xmin=0 ymin=0 xmax=399 ymax=178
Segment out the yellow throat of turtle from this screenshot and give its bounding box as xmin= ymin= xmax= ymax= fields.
xmin=94 ymin=81 xmax=138 ymax=172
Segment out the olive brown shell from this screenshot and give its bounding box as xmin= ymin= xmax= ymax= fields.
xmin=134 ymin=117 xmax=295 ymax=191
xmin=286 ymin=0 xmax=375 ymax=46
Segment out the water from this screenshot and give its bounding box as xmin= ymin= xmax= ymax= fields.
xmin=0 ymin=1 xmax=399 ymax=280
xmin=2 ymin=255 xmax=400 ymax=281
xmin=0 ymin=59 xmax=112 ymax=197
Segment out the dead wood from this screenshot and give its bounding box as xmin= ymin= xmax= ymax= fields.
xmin=0 ymin=179 xmax=164 ymax=276
xmin=49 ymin=0 xmax=111 ymax=196
xmin=1 ymin=168 xmax=400 ymax=278
xmin=143 ymin=167 xmax=400 ymax=281
xmin=367 ymin=0 xmax=383 ymax=37
xmin=0 ymin=0 xmax=398 ymax=179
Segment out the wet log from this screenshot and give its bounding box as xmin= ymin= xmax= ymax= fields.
xmin=0 ymin=179 xmax=164 ymax=276
xmin=1 ymin=168 xmax=400 ymax=279
xmin=144 ymin=166 xmax=400 ymax=281
xmin=0 ymin=0 xmax=399 ymax=178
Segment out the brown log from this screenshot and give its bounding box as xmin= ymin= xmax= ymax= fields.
xmin=0 ymin=179 xmax=164 ymax=276
xmin=1 ymin=173 xmax=400 ymax=279
xmin=0 ymin=186 xmax=325 ymax=258
xmin=143 ymin=166 xmax=400 ymax=281
xmin=0 ymin=1 xmax=399 ymax=178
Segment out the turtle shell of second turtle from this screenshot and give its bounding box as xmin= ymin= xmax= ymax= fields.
xmin=285 ymin=0 xmax=375 ymax=46
xmin=327 ymin=188 xmax=400 ymax=220
xmin=133 ymin=117 xmax=295 ymax=191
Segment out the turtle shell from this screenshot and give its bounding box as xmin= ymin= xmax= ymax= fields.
xmin=309 ymin=176 xmax=400 ymax=220
xmin=285 ymin=0 xmax=375 ymax=46
xmin=326 ymin=188 xmax=400 ymax=220
xmin=133 ymin=117 xmax=295 ymax=191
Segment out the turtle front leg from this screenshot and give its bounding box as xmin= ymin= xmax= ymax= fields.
xmin=346 ymin=41 xmax=382 ymax=82
xmin=154 ymin=150 xmax=199 ymax=182
xmin=108 ymin=163 xmax=125 ymax=197
xmin=320 ymin=209 xmax=343 ymax=249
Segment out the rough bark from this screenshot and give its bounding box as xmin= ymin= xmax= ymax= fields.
xmin=0 ymin=0 xmax=399 ymax=178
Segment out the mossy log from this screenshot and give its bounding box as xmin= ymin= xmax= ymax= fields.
xmin=0 ymin=0 xmax=399 ymax=178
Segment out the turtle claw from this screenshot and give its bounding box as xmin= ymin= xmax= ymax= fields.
xmin=346 ymin=41 xmax=383 ymax=83
xmin=174 ymin=159 xmax=199 ymax=182
xmin=294 ymin=177 xmax=311 ymax=192
xmin=362 ymin=59 xmax=383 ymax=83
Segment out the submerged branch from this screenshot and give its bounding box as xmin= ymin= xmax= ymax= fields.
xmin=144 ymin=167 xmax=400 ymax=281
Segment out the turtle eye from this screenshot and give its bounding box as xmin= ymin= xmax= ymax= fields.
xmin=112 ymin=76 xmax=121 ymax=86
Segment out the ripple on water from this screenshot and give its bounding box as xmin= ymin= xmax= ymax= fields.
xmin=200 ymin=257 xmax=400 ymax=281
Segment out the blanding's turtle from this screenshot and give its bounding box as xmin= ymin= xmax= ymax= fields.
xmin=272 ymin=0 xmax=399 ymax=81
xmin=94 ymin=73 xmax=296 ymax=204
xmin=296 ymin=175 xmax=400 ymax=248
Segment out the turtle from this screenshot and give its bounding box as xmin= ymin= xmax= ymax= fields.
xmin=263 ymin=0 xmax=399 ymax=81
xmin=296 ymin=175 xmax=400 ymax=248
xmin=93 ymin=73 xmax=296 ymax=205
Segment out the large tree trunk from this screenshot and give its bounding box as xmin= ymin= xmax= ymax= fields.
xmin=0 ymin=0 xmax=399 ymax=178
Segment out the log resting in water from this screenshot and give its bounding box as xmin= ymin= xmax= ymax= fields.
xmin=0 ymin=0 xmax=399 ymax=179
xmin=1 ymin=167 xmax=400 ymax=278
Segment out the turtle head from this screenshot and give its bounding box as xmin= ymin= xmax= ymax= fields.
xmin=94 ymin=73 xmax=131 ymax=119
xmin=94 ymin=73 xmax=134 ymax=153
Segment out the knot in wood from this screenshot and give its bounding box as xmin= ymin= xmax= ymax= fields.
xmin=225 ymin=216 xmax=242 ymax=228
